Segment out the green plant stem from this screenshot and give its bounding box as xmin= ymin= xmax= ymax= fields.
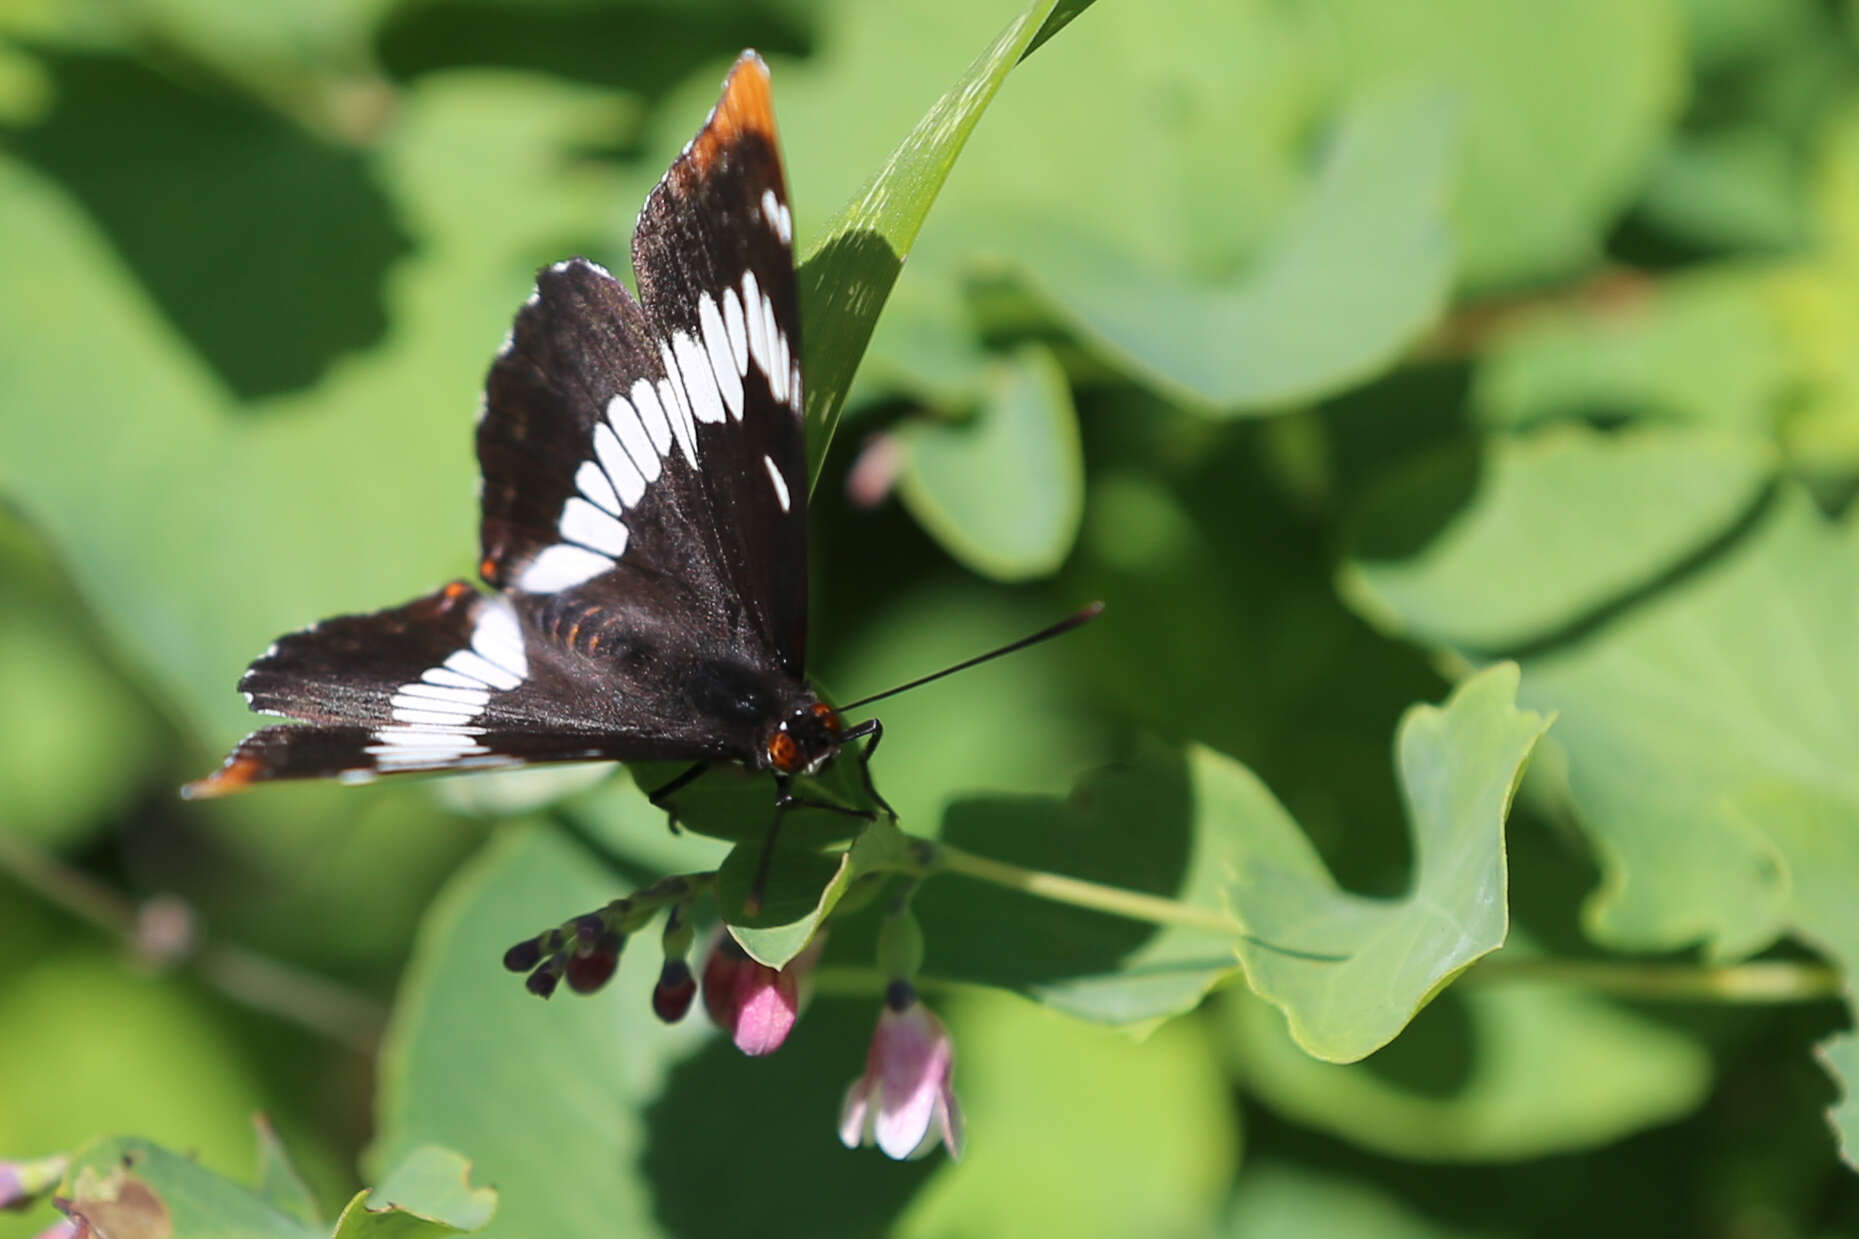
xmin=925 ymin=840 xmax=1238 ymax=934
xmin=1462 ymin=956 xmax=1847 ymax=1003
xmin=0 ymin=830 xmax=386 ymax=1052
xmin=916 ymin=839 xmax=1846 ymax=1006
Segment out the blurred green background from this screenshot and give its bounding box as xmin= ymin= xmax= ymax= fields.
xmin=4 ymin=0 xmax=1859 ymax=1235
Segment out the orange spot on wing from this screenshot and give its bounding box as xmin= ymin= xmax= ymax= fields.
xmin=181 ymin=754 xmax=261 ymax=800
xmin=443 ymin=581 xmax=471 ymax=601
xmin=480 ymin=557 xmax=498 ymax=582
xmin=686 ymin=51 xmax=779 ymax=175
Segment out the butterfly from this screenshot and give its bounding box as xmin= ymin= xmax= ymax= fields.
xmin=186 ymin=51 xmax=1098 ymax=908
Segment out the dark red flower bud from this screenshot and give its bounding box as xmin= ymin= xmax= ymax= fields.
xmin=565 ymin=931 xmax=623 ymax=995
xmin=502 ymin=938 xmax=543 ymax=972
xmin=652 ymin=960 xmax=697 ymax=1023
xmin=525 ymin=961 xmax=562 ymax=999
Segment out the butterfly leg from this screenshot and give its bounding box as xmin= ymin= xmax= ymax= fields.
xmin=745 ymin=775 xmax=877 ymax=915
xmin=648 ymin=761 xmax=711 ymax=834
xmin=839 ymin=717 xmax=898 ymax=821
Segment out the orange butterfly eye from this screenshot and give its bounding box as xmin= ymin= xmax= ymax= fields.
xmin=768 ymin=731 xmax=803 ymax=772
xmin=810 ymin=702 xmax=841 ymax=733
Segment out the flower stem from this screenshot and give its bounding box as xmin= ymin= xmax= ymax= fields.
xmin=925 ymin=840 xmax=1238 ymax=934
xmin=1461 ymin=956 xmax=1846 ymax=1003
xmin=0 ymin=830 xmax=386 ymax=1052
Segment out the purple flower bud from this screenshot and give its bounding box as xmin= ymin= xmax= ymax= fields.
xmin=502 ymin=938 xmax=543 ymax=973
xmin=0 ymin=1156 xmax=67 ymax=1213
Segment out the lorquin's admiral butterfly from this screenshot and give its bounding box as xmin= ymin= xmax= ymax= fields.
xmin=185 ymin=51 xmax=1097 ymax=909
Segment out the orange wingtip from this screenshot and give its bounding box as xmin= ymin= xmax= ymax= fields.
xmin=686 ymin=50 xmax=779 ymax=174
xmin=181 ymin=755 xmax=261 ymax=800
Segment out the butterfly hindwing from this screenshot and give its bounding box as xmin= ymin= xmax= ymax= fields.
xmin=186 ymin=583 xmax=746 ymax=796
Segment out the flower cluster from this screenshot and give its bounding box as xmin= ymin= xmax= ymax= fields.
xmin=500 ymin=876 xmax=962 ymax=1160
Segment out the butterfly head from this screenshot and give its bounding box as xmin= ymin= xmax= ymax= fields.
xmin=766 ymin=699 xmax=842 ymax=775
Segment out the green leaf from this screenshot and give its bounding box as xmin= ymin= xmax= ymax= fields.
xmin=895 ymin=344 xmax=1085 ymax=579
xmin=1494 ymin=489 xmax=1855 ymax=960
xmin=0 ymin=516 xmax=164 ymax=849
xmin=1344 ymin=483 xmax=1859 ymax=1163
xmin=917 ymin=666 xmax=1545 ymax=1054
xmin=723 ymin=818 xmax=913 ymax=968
xmin=1342 ymin=425 xmax=1775 ymax=652
xmin=1228 ymin=664 xmax=1549 ymax=1061
xmin=373 ymin=824 xmax=945 ymax=1237
xmin=252 ymin=1115 xmax=323 ymax=1228
xmin=1766 ymin=103 xmax=1859 ymax=480
xmin=800 ymin=0 xmax=1071 ymax=484
xmin=0 ymin=954 xmax=269 ymax=1184
xmin=0 ymin=74 xmax=635 ymax=747
xmin=893 ymin=990 xmax=1235 ymax=1238
xmin=1017 ymin=86 xmax=1457 ymax=410
xmin=1825 ymin=1032 xmax=1859 ymax=1168
xmin=1473 ymin=272 xmax=1793 ymax=433
xmin=59 ymin=1136 xmax=319 ymax=1239
xmin=330 ymin=1147 xmax=495 ymax=1239
xmin=1222 ymin=970 xmax=1712 ymax=1160
xmin=1637 ymin=127 xmax=1808 ymax=253
xmin=52 ymin=1135 xmax=489 ymax=1239
xmin=1294 ymin=0 xmax=1685 ymax=288
xmin=371 ymin=826 xmax=665 ymax=1237
xmin=1222 ymin=1162 xmax=1493 ymax=1239
xmin=914 ymin=745 xmax=1256 ymax=1027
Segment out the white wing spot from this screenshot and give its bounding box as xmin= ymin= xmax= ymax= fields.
xmin=699 ymin=296 xmax=744 ymax=419
xmin=761 ymin=188 xmax=792 ymax=244
xmin=592 ymin=422 xmax=646 ymax=508
xmin=630 ymin=379 xmax=672 ymax=456
xmin=444 ymin=649 xmax=521 ymax=691
xmin=470 ymin=598 xmax=529 ymax=679
xmin=393 ymin=683 xmax=491 ymax=710
xmin=674 ymin=331 xmax=726 ymax=425
xmin=370 ymin=602 xmax=525 ymax=764
xmin=421 ymin=667 xmax=485 ymax=690
xmin=722 ymin=288 xmax=749 ymax=377
xmin=764 ymin=454 xmax=791 ymax=513
xmin=575 ymin=459 xmax=621 ymax=516
xmin=743 ymin=271 xmax=767 ymax=377
xmin=657 ymin=343 xmax=699 ymax=465
xmin=768 ymin=317 xmax=791 ymax=404
xmin=560 ymin=496 xmax=630 ymax=558
xmin=517 ymin=544 xmax=611 ymax=593
xmin=391 ymin=704 xmax=480 ymax=727
xmin=606 ymin=394 xmax=661 ymax=484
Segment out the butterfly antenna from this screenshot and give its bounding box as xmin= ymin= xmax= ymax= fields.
xmin=839 ymin=601 xmax=1105 ymax=713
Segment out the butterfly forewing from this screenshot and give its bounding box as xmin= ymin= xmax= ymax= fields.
xmin=632 ymin=52 xmax=809 ymax=677
xmin=190 ymin=51 xmax=812 ymax=796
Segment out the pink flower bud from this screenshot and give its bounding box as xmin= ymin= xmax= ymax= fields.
xmin=700 ymin=931 xmax=825 ymax=1057
xmin=838 ymin=982 xmax=964 ymax=1160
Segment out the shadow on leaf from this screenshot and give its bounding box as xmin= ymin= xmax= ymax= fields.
xmin=641 ymin=997 xmax=936 ymax=1237
xmin=376 ymin=1 xmax=811 ymax=97
xmin=1355 ymin=985 xmax=1476 ymax=1098
xmin=916 ymin=748 xmax=1195 ymax=993
xmin=8 ymin=46 xmax=412 ymax=404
